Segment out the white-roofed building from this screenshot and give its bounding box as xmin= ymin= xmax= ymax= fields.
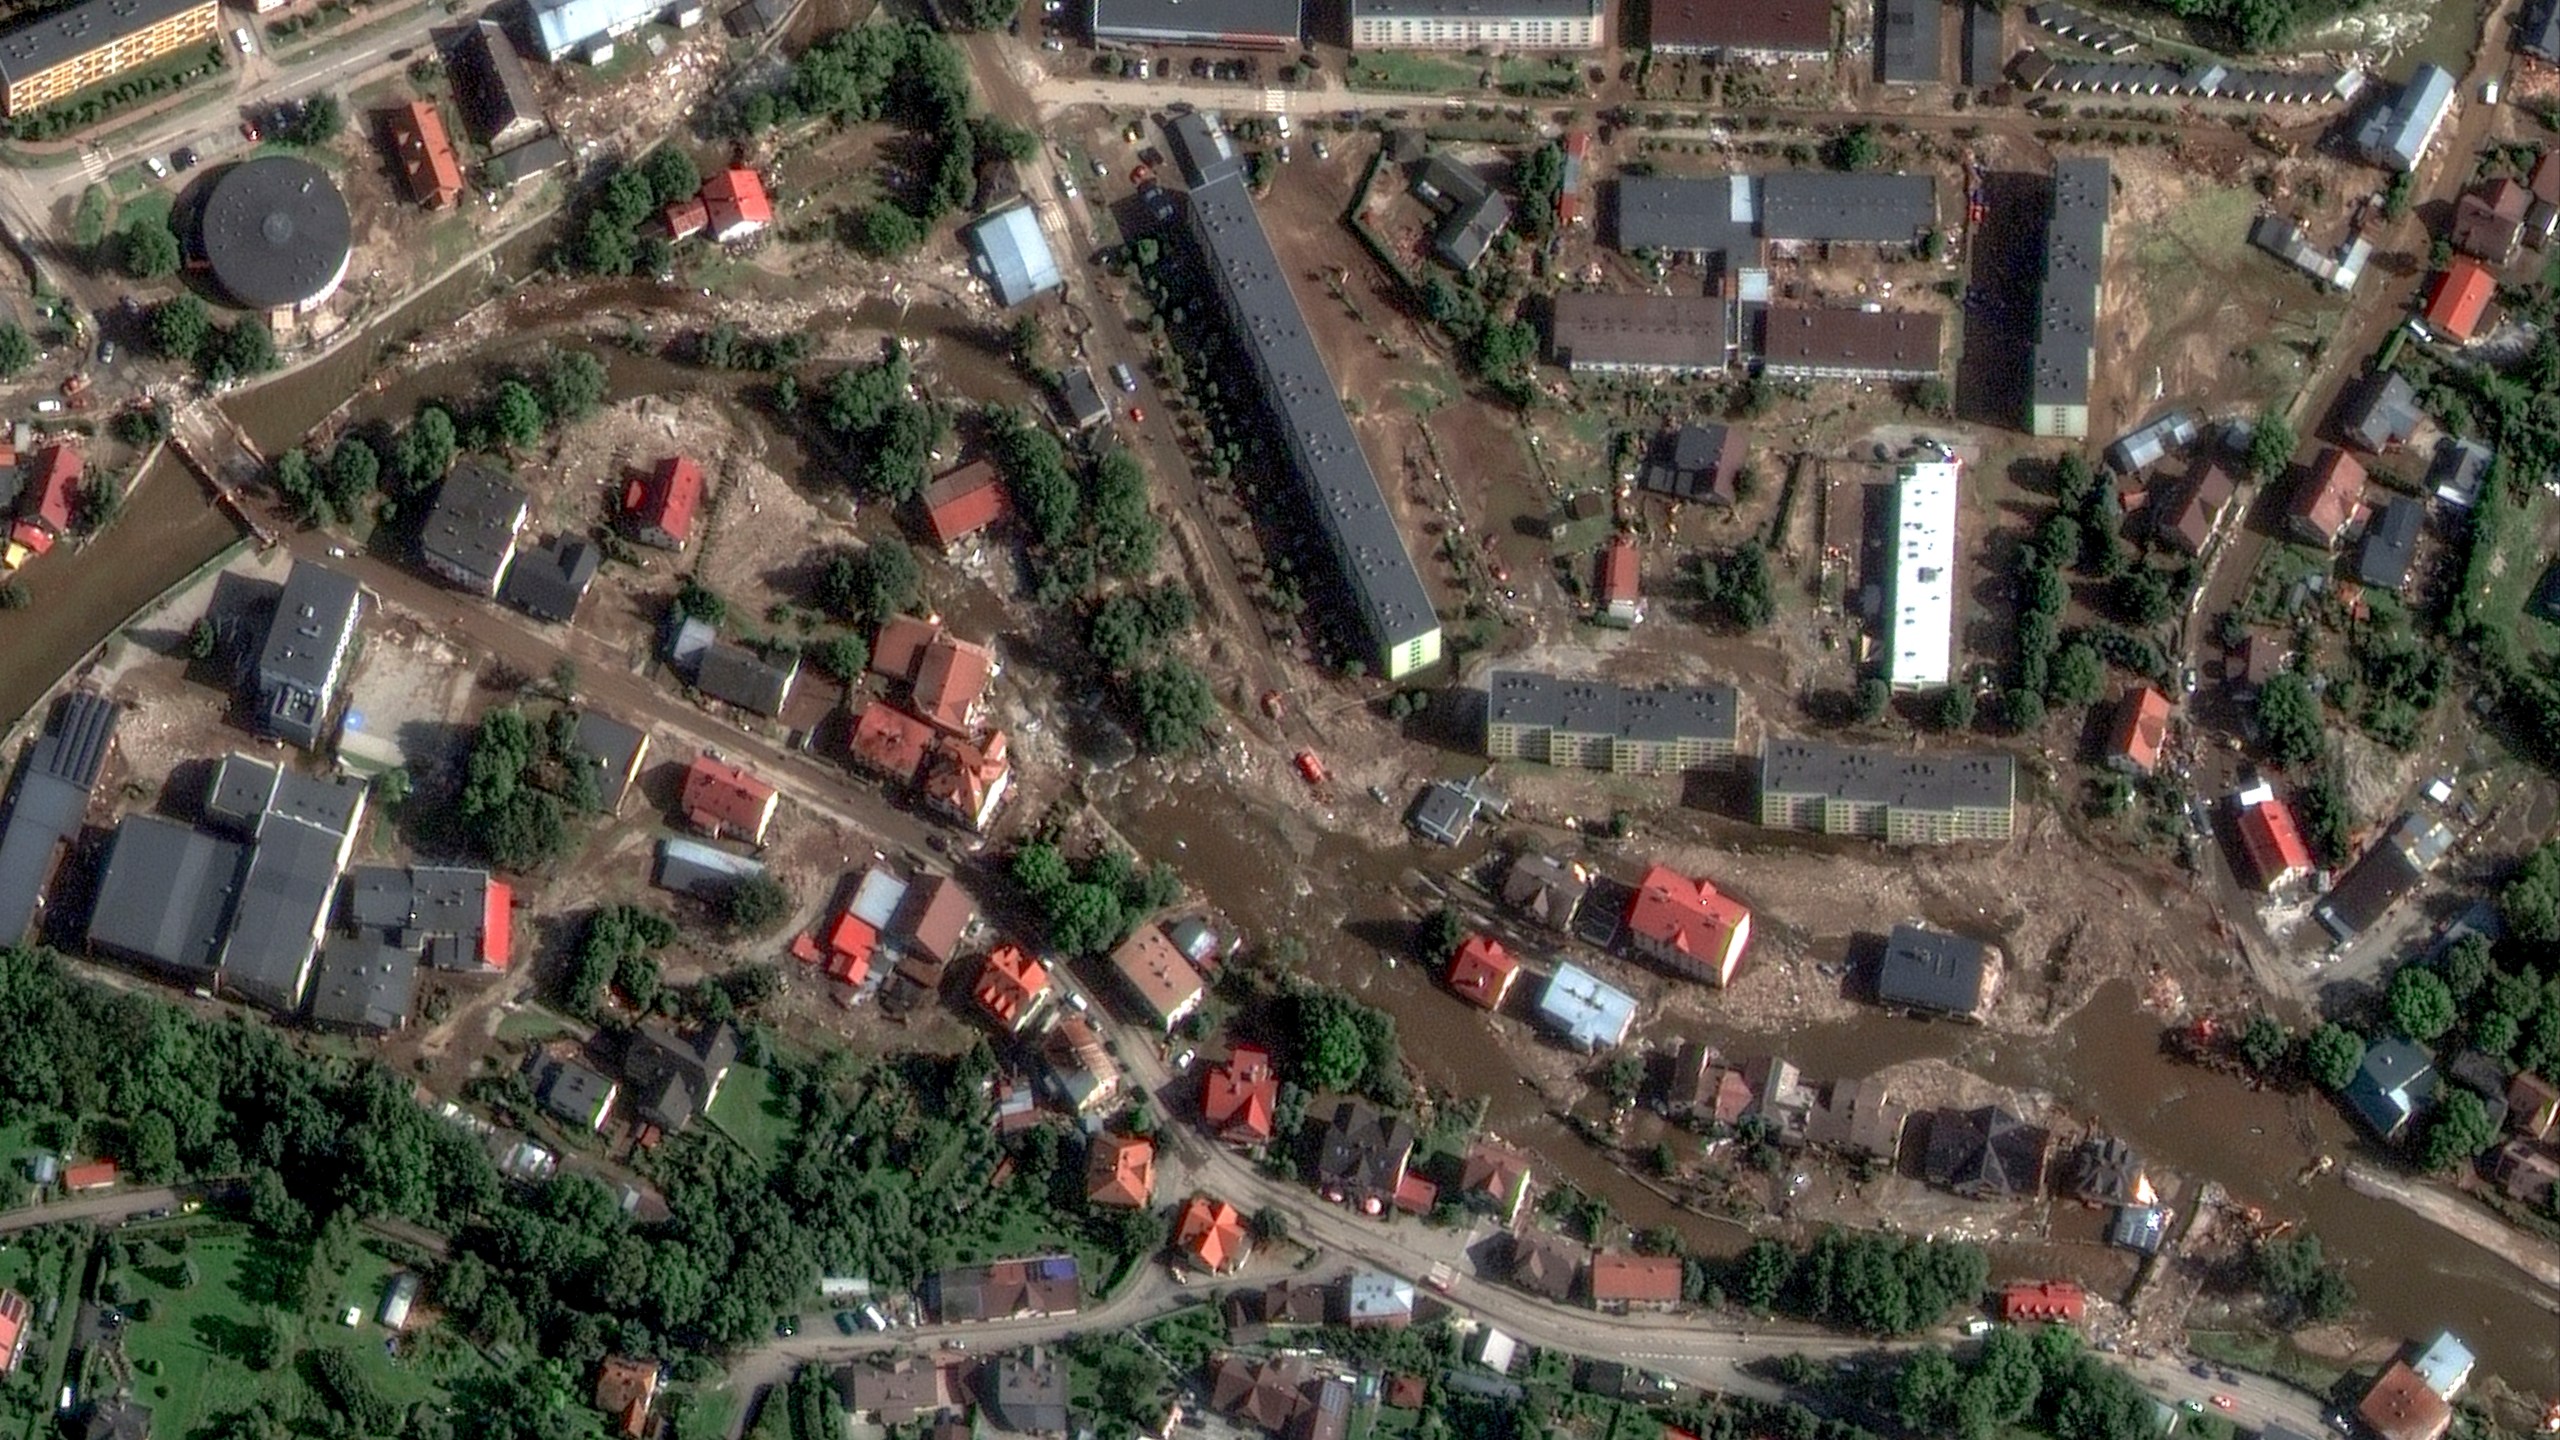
xmin=529 ymin=0 xmax=701 ymax=63
xmin=967 ymin=205 xmax=1063 ymax=307
xmin=1886 ymin=460 xmax=1959 ymax=690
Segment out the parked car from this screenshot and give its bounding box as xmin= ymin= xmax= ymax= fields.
xmin=832 ymin=1311 xmax=859 ymax=1335
xmin=146 ymin=155 xmax=168 ymax=178
xmin=1111 ymin=362 xmax=1137 ymax=392
xmin=232 ymin=25 xmax=254 ymax=52
xmin=96 ymin=339 xmax=114 ymax=366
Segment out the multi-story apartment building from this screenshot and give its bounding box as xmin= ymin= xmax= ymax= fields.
xmin=1484 ymin=671 xmax=1741 ymax=774
xmin=1350 ymin=0 xmax=1602 ymax=50
xmin=2027 ymin=158 xmax=2108 ymax=439
xmin=0 ymin=0 xmax=218 ymax=115
xmin=1758 ymin=740 xmax=2015 ymax=843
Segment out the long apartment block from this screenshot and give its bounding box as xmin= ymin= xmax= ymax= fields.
xmin=1758 ymin=739 xmax=2015 ymax=843
xmin=0 ymin=0 xmax=217 ymax=115
xmin=1349 ymin=0 xmax=1603 ymax=49
xmin=1484 ymin=671 xmax=1741 ymax=774
xmin=2027 ymin=158 xmax=2109 ymax=439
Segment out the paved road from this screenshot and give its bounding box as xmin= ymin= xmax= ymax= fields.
xmin=0 ymin=1186 xmax=183 ymax=1234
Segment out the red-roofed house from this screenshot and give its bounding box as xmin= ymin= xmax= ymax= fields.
xmin=2106 ymin=685 xmax=2171 ymax=775
xmin=0 ymin=1290 xmax=28 ymax=1374
xmin=2421 ymin=258 xmax=2496 ymax=343
xmin=2360 ymin=1362 xmax=2453 ymax=1440
xmin=594 ymin=1355 xmax=661 ymax=1439
xmin=1203 ymin=1045 xmax=1279 ymax=1145
xmin=824 ymin=912 xmax=878 ymax=986
xmin=625 ymin=456 xmax=704 ymax=550
xmin=1174 ymin=1195 xmax=1252 ymax=1273
xmin=922 ymin=460 xmax=1007 ymax=548
xmin=1596 ymin=532 xmax=1641 ymax=624
xmin=1557 ymin=130 xmax=1590 ymax=227
xmin=914 ymin=636 xmax=998 ymax=734
xmin=1445 ymin=934 xmax=1519 ymax=1010
xmin=2287 ymin=448 xmax=2365 ymax=547
xmin=923 ymin=731 xmax=1012 ymax=832
xmin=1998 ymin=1280 xmax=2086 ymax=1323
xmin=1625 ymin=865 xmax=1752 ymax=985
xmin=1392 ymin=1172 xmax=1438 ymax=1214
xmin=2235 ymin=793 xmax=2313 ymax=891
xmin=483 ymin=879 xmax=514 ymax=971
xmin=701 ymin=168 xmax=773 ymax=242
xmin=898 ymin=874 xmax=974 ymax=967
xmin=63 ymin=1160 xmax=116 ymax=1192
xmin=871 ymin=615 xmax=941 ymax=682
xmin=850 ymin=702 xmax=937 ymax=785
xmin=387 ymin=99 xmax=463 ymax=209
xmin=679 ymin=754 xmax=779 ymax=846
xmin=1459 ymin=1143 xmax=1533 ymax=1226
xmin=973 ymin=944 xmax=1049 ymax=1033
xmin=23 ymin=445 xmax=80 ymax=539
xmin=1084 ymin=1132 xmax=1157 ymax=1209
xmin=1588 ymin=1252 xmax=1683 ymax=1313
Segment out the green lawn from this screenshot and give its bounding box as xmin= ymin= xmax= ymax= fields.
xmin=494 ymin=1007 xmax=578 ymax=1044
xmin=672 ymin=1385 xmax=740 ymax=1440
xmin=2474 ymin=490 xmax=2560 ymax=661
xmin=107 ymin=1225 xmax=479 ymax=1438
xmin=0 ymin=1234 xmax=80 ymax=1440
xmin=1344 ymin=53 xmax=1480 ymax=93
xmin=112 ymin=189 xmax=172 ymax=237
xmin=705 ymin=1065 xmax=794 ymax=1165
xmin=2185 ymin=1328 xmax=2346 ymax=1396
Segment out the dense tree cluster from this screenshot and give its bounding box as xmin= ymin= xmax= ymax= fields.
xmin=147 ymin=295 xmax=277 ymax=385
xmin=565 ymin=143 xmax=712 ymax=277
xmin=1727 ymin=1229 xmax=1987 ymax=1336
xmin=2251 ymin=671 xmax=2323 ymax=769
xmin=728 ymin=23 xmax=978 ymax=249
xmin=269 ymin=436 xmax=383 ymax=526
xmin=818 ymin=539 xmax=921 ymax=626
xmin=1009 ymin=841 xmax=1182 ymax=959
xmin=1695 ymin=540 xmax=1774 ymax=630
xmin=120 ymin=214 xmax=180 ymax=280
xmin=1283 ymin=985 xmax=1403 ymax=1102
xmin=459 ymin=707 xmax=604 ymax=872
xmin=2248 ymin=1231 xmax=2354 ymax=1327
xmin=1511 ymin=141 xmax=1564 ymax=242
xmin=1087 ymin=583 xmax=1196 ymax=674
xmin=819 ymin=345 xmax=942 ymax=503
xmin=559 ymin=905 xmax=676 ymax=1017
xmin=1421 ymin=275 xmax=1537 ymax=407
xmin=1894 ymin=1323 xmax=2160 ymax=1440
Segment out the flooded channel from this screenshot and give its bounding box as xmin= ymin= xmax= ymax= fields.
xmin=1112 ymin=765 xmax=2560 ymax=1391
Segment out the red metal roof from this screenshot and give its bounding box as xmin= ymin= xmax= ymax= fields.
xmin=484 ymin=879 xmax=513 ymax=970
xmin=0 ymin=1289 xmax=28 ymax=1373
xmin=2108 ymin=685 xmax=2172 ymax=773
xmin=914 ymin=636 xmax=996 ymax=734
xmin=1203 ymin=1045 xmax=1278 ymax=1142
xmin=1625 ymin=864 xmax=1751 ymax=979
xmin=25 ymin=445 xmax=79 ymax=534
xmin=1392 ymin=1172 xmax=1438 ymax=1214
xmin=973 ymin=943 xmax=1048 ymax=1027
xmin=625 ymin=456 xmax=704 ymax=544
xmin=1175 ymin=1195 xmax=1249 ymax=1271
xmin=62 ymin=1160 xmax=116 ymax=1190
xmin=702 ymin=168 xmax=772 ymax=237
xmin=2290 ymin=449 xmax=2365 ymax=544
xmin=1597 ymin=532 xmax=1639 ymax=606
xmin=2237 ymin=797 xmax=2313 ymax=888
xmin=389 ymin=99 xmax=462 ymax=208
xmin=663 ymin=199 xmax=709 ymax=239
xmin=1086 ymin=1133 xmax=1157 ymax=1208
xmin=850 ymin=702 xmax=936 ymax=783
xmin=679 ymin=754 xmax=778 ymax=840
xmin=1998 ymin=1280 xmax=2085 ymax=1322
xmin=871 ymin=615 xmax=942 ymax=681
xmin=2423 ymin=258 xmax=2496 ymax=342
xmin=922 ymin=460 xmax=1007 ymax=546
xmin=1444 ymin=934 xmax=1518 ymax=1010
xmin=1589 ymin=1251 xmax=1684 ymax=1303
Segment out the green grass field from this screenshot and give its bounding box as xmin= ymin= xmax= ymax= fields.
xmin=2475 ymin=490 xmax=2560 ymax=662
xmin=107 ymin=1225 xmax=479 ymax=1438
xmin=706 ymin=1065 xmax=794 ymax=1165
xmin=1344 ymin=53 xmax=1479 ymax=93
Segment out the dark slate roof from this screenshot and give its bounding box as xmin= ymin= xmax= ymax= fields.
xmin=1315 ymin=1100 xmax=1414 ymax=1200
xmin=571 ymin=711 xmax=648 ymax=804
xmin=1487 ymin=670 xmax=1739 ymax=746
xmin=497 ymin=535 xmax=599 ymax=623
xmin=2030 ymin=158 xmax=2109 ymax=412
xmin=457 ymin=18 xmax=544 ymax=147
xmin=1640 ymin=423 xmax=1747 ymax=502
xmin=1183 ymin=129 xmax=1438 ymax=666
xmin=0 ymin=692 xmax=117 ymax=942
xmin=221 ymin=814 xmax=343 ymax=1013
xmin=1761 ymin=739 xmax=2015 ymax=809
xmin=1876 ymin=923 xmax=1988 ymax=1014
xmin=488 ymin=134 xmax=573 ymax=187
xmin=535 ymin=1055 xmax=617 ymax=1125
xmin=1878 ymin=0 xmax=1943 ymax=83
xmin=2314 ymin=829 xmax=2426 ymax=941
xmin=2356 ymin=497 xmax=2423 ymax=589
xmin=2348 ymin=372 xmax=2423 ymax=451
xmin=1408 ymin=782 xmax=1476 ymax=845
xmin=627 ymin=1023 xmax=738 ymax=1131
xmin=1758 ymin=173 xmax=1935 ymax=243
xmin=1922 ymin=1104 xmax=2045 ymax=1197
xmin=694 ymin=642 xmax=798 ymax=716
xmin=308 ymin=934 xmax=417 ymax=1031
xmin=0 ymin=0 xmax=211 ymax=90
xmin=1961 ymin=1 xmax=2003 ymax=85
xmin=2525 ymin=0 xmax=2560 ymax=62
xmin=86 ymin=815 xmax=244 ymax=975
xmin=200 ymin=157 xmax=353 ymax=312
xmin=1057 ymin=367 xmax=1109 ymax=427
xmin=1094 ymin=0 xmax=1299 ymax=42
xmin=1551 ymin=293 xmax=1731 ymax=372
xmin=421 ymin=462 xmax=527 ymax=588
xmin=1612 ymin=175 xmax=1758 ymax=265
xmin=723 ymin=0 xmax=795 ymax=33
xmin=986 ymin=1351 xmax=1071 ymax=1435
xmin=256 ymin=561 xmax=361 ymax=694
xmin=1168 ymin=112 xmax=1246 ymax=188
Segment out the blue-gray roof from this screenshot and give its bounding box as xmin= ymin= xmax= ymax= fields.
xmin=1182 ymin=127 xmax=1439 ymax=669
xmin=0 ymin=692 xmax=116 ymax=943
xmin=1613 ymin=174 xmax=1758 ymax=261
xmin=2030 ymin=158 xmax=2108 ymax=413
xmin=87 ymin=815 xmax=245 ymax=976
xmin=1094 ymin=0 xmax=1299 ymax=42
xmin=1877 ymin=923 xmax=1989 ymax=1015
xmin=1761 ymin=739 xmax=2015 ymax=810
xmin=1878 ymin=0 xmax=1942 ymax=83
xmin=1758 ymin=173 xmax=1936 ymax=243
xmin=2354 ymin=64 xmax=2455 ymax=171
xmin=654 ymin=836 xmax=762 ymax=897
xmin=2357 ymin=497 xmax=2423 ymax=589
xmin=968 ymin=206 xmax=1063 ymax=307
xmin=220 ymin=813 xmax=343 ymax=1014
xmin=2343 ymin=1036 xmax=2436 ymax=1136
xmin=530 ymin=0 xmax=664 ymax=58
xmin=1537 ymin=962 xmax=1636 ymax=1049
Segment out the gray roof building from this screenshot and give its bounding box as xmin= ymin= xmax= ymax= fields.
xmin=86 ymin=815 xmax=245 ymax=977
xmin=532 ymin=1053 xmax=618 ymax=1129
xmin=1758 ymin=307 xmax=1943 ymax=379
xmin=0 ymin=691 xmax=116 ymax=943
xmin=966 ymin=205 xmax=1063 ymax=307
xmin=2346 ymin=371 xmax=2423 ymax=452
xmin=2357 ymin=497 xmax=2423 ymax=589
xmin=1056 ymin=367 xmax=1110 ymax=430
xmin=420 ymin=462 xmax=529 ymax=596
xmin=1414 ymin=156 xmax=1511 ymax=271
xmin=255 ymin=561 xmax=362 ymax=749
xmin=2430 ymin=436 xmax=2493 ymax=509
xmin=1762 ymin=740 xmax=2014 ymax=809
xmin=1408 ymin=781 xmax=1482 ymax=846
xmin=2353 ymin=63 xmax=2456 ymax=173
xmin=1093 ymin=0 xmax=1299 ymax=45
xmin=571 ymin=710 xmax=650 ymax=810
xmin=694 ymin=641 xmax=799 ymax=716
xmin=1549 ymin=292 xmax=1731 ymax=373
xmin=497 ymin=534 xmax=599 ymax=623
xmin=2525 ymin=0 xmax=2560 ymax=62
xmin=984 ymin=1350 xmax=1071 ymax=1434
xmin=1640 ymin=423 xmax=1749 ymax=503
xmin=625 ymin=1022 xmax=738 ymax=1132
xmin=2314 ymin=813 xmax=2451 ymax=942
xmin=1612 ymin=174 xmax=1759 ymax=268
xmin=200 ymin=157 xmax=353 ymax=313
xmin=2028 ymin=158 xmax=2109 ymax=437
xmin=1486 ymin=671 xmax=1740 ymax=751
xmin=457 ymin=19 xmax=545 ymax=148
xmin=1878 ymin=0 xmax=1943 ymax=84
xmin=487 ymin=133 xmax=572 ymax=188
xmin=1758 ymin=172 xmax=1935 ymax=243
xmin=1182 ymin=118 xmax=1441 ymax=678
xmin=308 ymin=935 xmax=418 ymax=1031
xmin=1167 ymin=111 xmax=1246 ymax=188
xmin=345 ymin=864 xmax=507 ymax=970
xmin=1961 ymin=1 xmax=2003 ymax=86
xmin=653 ymin=836 xmax=763 ymax=897
xmin=1876 ymin=923 xmax=1991 ymax=1017
xmin=1645 ymin=0 xmax=1831 ymax=54
xmin=223 ymin=812 xmax=349 ymax=1014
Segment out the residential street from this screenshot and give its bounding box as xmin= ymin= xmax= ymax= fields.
xmin=0 ymin=1185 xmax=182 ymax=1234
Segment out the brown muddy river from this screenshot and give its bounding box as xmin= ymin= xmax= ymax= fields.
xmin=1107 ymin=764 xmax=2560 ymax=1392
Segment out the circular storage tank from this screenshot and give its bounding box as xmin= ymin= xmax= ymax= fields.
xmin=199 ymin=155 xmax=353 ymax=314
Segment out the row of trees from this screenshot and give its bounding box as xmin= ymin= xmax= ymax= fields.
xmin=1728 ymin=1229 xmax=1988 ymax=1337
xmin=1893 ymin=1321 xmax=2160 ymax=1440
xmin=148 ymin=295 xmax=277 ymax=385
